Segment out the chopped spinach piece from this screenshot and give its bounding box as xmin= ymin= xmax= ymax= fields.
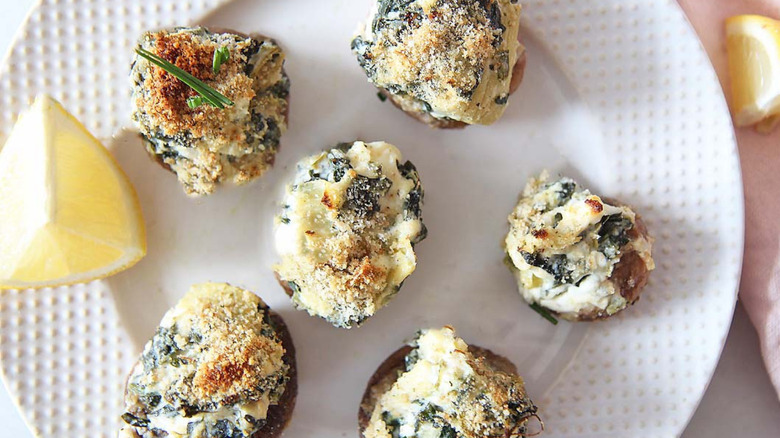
xmin=207 ymin=419 xmax=244 ymax=438
xmin=457 ymin=66 xmax=483 ymax=99
xmin=342 ymin=176 xmax=392 ymax=218
xmin=181 ymin=403 xmax=200 ymax=418
xmin=494 ymin=93 xmax=509 ymax=105
xmin=374 ymin=0 xmax=421 ymax=34
xmin=494 ymin=50 xmax=510 ymax=80
xmin=412 ymin=223 xmax=428 ymax=245
xmin=260 ymin=302 xmax=279 ymax=338
xmin=138 ymin=393 xmax=161 ymax=409
xmin=521 ymin=252 xmax=573 ymax=284
xmin=382 ymin=411 xmax=403 ymax=438
xmin=481 ymin=0 xmax=506 ymax=36
xmin=508 ymin=397 xmax=540 ymax=430
xmin=417 ymin=403 xmax=438 ymax=423
xmin=268 ymin=79 xmax=290 ymax=99
xmin=597 ymin=214 xmax=633 ymax=258
xmin=144 ymin=326 xmax=185 ymax=369
xmin=399 ymin=160 xmax=424 ymax=220
xmin=404 ymin=348 xmax=420 ymax=371
xmin=404 ymin=187 xmax=423 ymax=220
xmin=340 ymin=311 xmax=370 ymax=329
xmin=248 ymin=111 xmax=282 ymax=152
xmin=552 ymin=212 xmax=564 ymax=227
xmin=351 ymin=36 xmax=376 ymax=75
xmin=260 ymin=117 xmax=282 ymax=150
xmin=556 ymin=180 xmax=576 ymax=204
xmin=121 ymin=412 xmax=150 ymax=428
xmin=440 ymin=424 xmax=459 ymax=438
xmin=377 ymin=92 xmax=388 ymax=102
xmin=245 ymin=415 xmax=266 ymax=427
xmin=309 ymin=150 xmax=353 ymax=182
xmin=241 ymin=39 xmax=262 ymax=74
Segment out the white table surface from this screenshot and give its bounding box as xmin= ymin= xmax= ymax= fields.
xmin=1 ymin=1 xmax=779 ymax=437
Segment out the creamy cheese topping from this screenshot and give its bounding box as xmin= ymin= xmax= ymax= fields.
xmin=274 ymin=141 xmax=426 ymax=328
xmin=504 ymin=172 xmax=655 ymax=316
xmin=119 ymin=283 xmax=289 ymax=438
xmin=352 ymin=0 xmax=523 ymax=125
xmin=365 ymin=327 xmax=537 ymax=438
xmin=131 ymin=27 xmax=289 ymax=196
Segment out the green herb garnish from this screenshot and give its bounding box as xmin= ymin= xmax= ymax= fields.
xmin=529 ymin=302 xmax=558 ymax=325
xmin=212 ymin=46 xmax=230 ymax=74
xmin=186 ymin=96 xmax=204 ymax=109
xmin=377 ymin=92 xmax=387 ymax=102
xmin=135 ymin=47 xmax=234 ymax=109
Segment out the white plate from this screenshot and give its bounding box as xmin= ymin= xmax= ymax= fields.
xmin=0 ymin=0 xmax=744 ymax=437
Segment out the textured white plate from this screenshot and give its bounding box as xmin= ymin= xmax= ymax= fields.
xmin=0 ymin=0 xmax=744 ymax=437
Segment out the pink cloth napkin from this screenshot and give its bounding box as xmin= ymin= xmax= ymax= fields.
xmin=678 ymin=0 xmax=780 ymax=398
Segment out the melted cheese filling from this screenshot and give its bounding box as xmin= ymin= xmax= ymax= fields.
xmin=504 ymin=172 xmax=654 ymax=315
xmin=353 ymin=0 xmax=522 ymax=125
xmin=274 ymin=141 xmax=425 ymax=328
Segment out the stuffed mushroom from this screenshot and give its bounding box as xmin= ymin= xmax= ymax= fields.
xmin=504 ymin=172 xmax=655 ymax=321
xmin=359 ymin=326 xmax=541 ymax=437
xmin=351 ymin=0 xmax=526 ymax=128
xmin=119 ymin=283 xmax=297 ymax=438
xmin=131 ymin=27 xmax=289 ymax=196
xmin=274 ymin=141 xmax=426 ymax=328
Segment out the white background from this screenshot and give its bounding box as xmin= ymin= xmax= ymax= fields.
xmin=0 ymin=1 xmax=778 ymax=437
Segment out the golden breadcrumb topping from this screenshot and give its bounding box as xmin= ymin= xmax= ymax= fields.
xmin=175 ymin=285 xmax=285 ymax=404
xmin=136 ymin=30 xmax=256 ymax=142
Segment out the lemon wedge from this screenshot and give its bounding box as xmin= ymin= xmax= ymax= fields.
xmin=726 ymin=14 xmax=780 ymax=128
xmin=0 ymin=96 xmax=146 ymax=289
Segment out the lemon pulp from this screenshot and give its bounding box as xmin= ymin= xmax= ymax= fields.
xmin=0 ymin=95 xmax=146 ymax=289
xmin=726 ymin=14 xmax=780 ymax=128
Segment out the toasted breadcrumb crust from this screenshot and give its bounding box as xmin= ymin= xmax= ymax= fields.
xmin=352 ymin=0 xmax=522 ymax=125
xmin=131 ymin=27 xmax=289 ymax=196
xmin=363 ymin=327 xmax=539 ymax=438
xmin=274 ymin=142 xmax=426 ymax=328
xmin=504 ymin=172 xmax=655 ymax=320
xmin=120 ymin=283 xmax=290 ymax=438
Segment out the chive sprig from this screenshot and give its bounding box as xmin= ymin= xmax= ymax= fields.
xmin=135 ymin=47 xmax=234 ymax=109
xmin=529 ymin=302 xmax=559 ymax=325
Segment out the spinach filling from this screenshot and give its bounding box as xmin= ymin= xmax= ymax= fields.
xmin=121 ymin=413 xmax=150 ymax=428
xmin=307 ymin=149 xmax=353 ymax=183
xmin=343 ymin=176 xmax=393 ymax=219
xmin=519 ymin=212 xmax=634 ymax=287
xmin=144 ymin=325 xmax=189 ymax=369
xmin=206 ymin=419 xmax=245 ymax=438
xmin=398 ymin=160 xmax=423 ymax=220
xmin=520 ymin=251 xmax=574 ymax=285
xmin=555 ymin=180 xmax=576 ymax=204
xmin=598 ymin=213 xmax=633 ymax=258
xmin=417 ymin=403 xmax=457 ymax=435
xmin=382 ymin=411 xmax=403 ymax=438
